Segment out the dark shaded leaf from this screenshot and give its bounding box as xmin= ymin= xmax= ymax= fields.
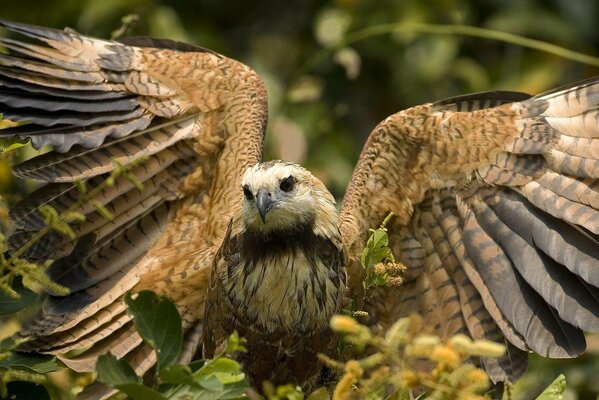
xmin=113 ymin=383 xmax=168 ymax=400
xmin=0 ymin=277 xmax=38 ymax=315
xmin=0 ymin=353 xmax=60 ymax=374
xmin=159 ymin=364 xmax=194 ymax=385
xmin=96 ymin=353 xmax=141 ymax=385
xmin=125 ymin=290 xmax=182 ymax=370
xmin=188 ymin=359 xmax=206 ymax=372
xmin=96 ymin=353 xmax=167 ymax=400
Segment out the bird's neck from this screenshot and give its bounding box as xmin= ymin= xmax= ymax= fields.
xmin=219 ymin=220 xmax=346 ymax=333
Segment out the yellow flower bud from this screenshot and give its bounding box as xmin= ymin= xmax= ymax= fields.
xmin=448 ymin=334 xmax=473 ymax=354
xmin=470 ymin=339 xmax=506 ymax=358
xmin=466 ymin=369 xmax=489 ymax=384
xmin=330 ymin=315 xmax=360 ymax=334
xmin=385 ymin=317 xmax=411 ymax=346
xmin=400 ymin=370 xmax=419 ymax=387
xmin=345 ymin=360 xmax=364 ymax=377
xmin=407 ymin=335 xmax=441 ymax=357
xmin=413 ymin=335 xmax=441 ymax=347
xmin=430 ymin=345 xmax=460 ymax=364
xmin=333 ymin=372 xmax=356 ymax=400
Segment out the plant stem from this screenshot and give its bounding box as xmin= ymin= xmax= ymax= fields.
xmin=299 ymin=22 xmax=599 ymax=74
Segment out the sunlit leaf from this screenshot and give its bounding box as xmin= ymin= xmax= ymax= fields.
xmin=0 ymin=137 xmax=28 ymax=153
xmin=225 ymin=331 xmax=247 ymax=355
xmin=535 ymin=374 xmax=566 ymax=400
xmin=194 ymin=358 xmax=245 ymax=383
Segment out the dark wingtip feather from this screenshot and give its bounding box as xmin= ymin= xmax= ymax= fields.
xmin=432 ymin=91 xmax=532 ymax=112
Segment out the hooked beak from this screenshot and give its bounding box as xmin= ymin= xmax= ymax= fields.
xmin=256 ymin=188 xmax=275 ymax=223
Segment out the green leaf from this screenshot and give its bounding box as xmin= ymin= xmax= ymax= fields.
xmin=369 ymin=229 xmax=389 ymax=249
xmin=225 ymin=331 xmax=247 ymax=355
xmin=167 ymin=380 xmax=248 ymax=400
xmin=535 ymin=374 xmax=566 ymax=400
xmin=0 ymin=277 xmax=38 ymax=315
xmin=113 ymin=383 xmax=168 ymax=400
xmin=0 ymin=353 xmax=60 ymax=374
xmin=307 ymin=387 xmax=329 ymax=400
xmin=0 ymin=137 xmax=28 ymax=153
xmin=96 ymin=353 xmax=141 ymax=386
xmin=194 ymin=358 xmax=245 ymax=385
xmin=159 ymin=364 xmax=194 ymax=385
xmin=198 ymin=375 xmax=225 ymax=391
xmin=96 ymin=353 xmax=167 ymax=400
xmin=125 ymin=290 xmax=183 ymax=370
xmin=189 ymin=357 xmax=249 ymax=399
xmin=0 ymin=337 xmax=15 ymax=351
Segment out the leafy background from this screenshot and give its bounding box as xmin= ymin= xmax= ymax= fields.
xmin=0 ymin=0 xmax=599 ymax=398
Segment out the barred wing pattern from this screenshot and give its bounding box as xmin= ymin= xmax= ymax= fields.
xmin=339 ymin=78 xmax=599 ymax=382
xmin=0 ymin=20 xmax=267 ymax=397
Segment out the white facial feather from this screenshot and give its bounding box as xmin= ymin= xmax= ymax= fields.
xmin=240 ymin=161 xmax=339 ymax=240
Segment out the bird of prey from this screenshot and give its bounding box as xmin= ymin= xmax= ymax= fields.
xmin=203 ymin=161 xmax=346 ymax=388
xmin=2 ymin=18 xmax=599 ymax=398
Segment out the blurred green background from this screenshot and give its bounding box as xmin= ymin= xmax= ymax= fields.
xmin=1 ymin=0 xmax=598 ymax=398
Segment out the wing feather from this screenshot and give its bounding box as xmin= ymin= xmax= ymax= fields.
xmin=341 ymin=76 xmax=599 ymax=380
xmin=2 ymin=19 xmax=267 ymax=385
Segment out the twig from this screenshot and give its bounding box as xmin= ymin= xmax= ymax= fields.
xmin=299 ymin=22 xmax=599 ymax=75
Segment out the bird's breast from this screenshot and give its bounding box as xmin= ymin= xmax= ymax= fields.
xmin=219 ymin=231 xmax=345 ymax=333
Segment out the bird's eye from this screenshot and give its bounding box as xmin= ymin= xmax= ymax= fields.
xmin=243 ymin=185 xmax=253 ymax=200
xmin=279 ymin=176 xmax=295 ymax=192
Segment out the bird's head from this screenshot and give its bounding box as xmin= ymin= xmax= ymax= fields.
xmin=240 ymin=161 xmax=338 ymax=237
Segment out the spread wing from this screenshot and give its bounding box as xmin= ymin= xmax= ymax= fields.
xmin=0 ymin=19 xmax=267 ymax=391
xmin=339 ymin=77 xmax=599 ymax=382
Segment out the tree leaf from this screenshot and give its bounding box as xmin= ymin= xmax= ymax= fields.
xmin=190 ymin=357 xmax=248 ymax=399
xmin=0 ymin=137 xmax=28 ymax=153
xmin=0 ymin=353 xmax=60 ymax=374
xmin=96 ymin=353 xmax=167 ymax=400
xmin=124 ymin=290 xmax=182 ymax=370
xmin=113 ymin=383 xmax=168 ymax=400
xmin=194 ymin=358 xmax=245 ymax=384
xmin=535 ymin=374 xmax=566 ymax=400
xmin=96 ymin=353 xmax=141 ymax=385
xmin=225 ymin=331 xmax=247 ymax=355
xmin=159 ymin=364 xmax=194 ymax=385
xmin=0 ymin=277 xmax=38 ymax=315
xmin=168 ymin=380 xmax=248 ymax=400
xmin=307 ymin=387 xmax=330 ymax=400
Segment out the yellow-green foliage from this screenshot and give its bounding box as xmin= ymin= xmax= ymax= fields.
xmin=327 ymin=314 xmax=500 ymax=400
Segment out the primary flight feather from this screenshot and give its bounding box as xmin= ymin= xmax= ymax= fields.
xmin=2 ymin=19 xmax=599 ymax=398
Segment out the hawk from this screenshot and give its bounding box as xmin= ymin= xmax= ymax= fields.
xmin=203 ymin=162 xmax=346 ymax=388
xmin=2 ymin=19 xmax=599 ymax=398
